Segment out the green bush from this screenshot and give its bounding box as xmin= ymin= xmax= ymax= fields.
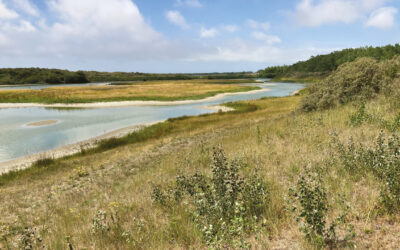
xmin=289 ymin=169 xmax=354 ymax=247
xmin=301 ymin=58 xmax=381 ymax=111
xmin=334 ymin=132 xmax=400 ymax=213
xmin=349 ymin=102 xmax=370 ymax=126
xmin=301 ymin=57 xmax=400 ymax=111
xmin=151 ymin=147 xmax=270 ymax=248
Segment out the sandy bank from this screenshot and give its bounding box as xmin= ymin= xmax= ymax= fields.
xmin=291 ymin=89 xmax=303 ymax=96
xmin=0 ymin=88 xmax=271 ymax=109
xmin=27 ymin=120 xmax=59 ymax=127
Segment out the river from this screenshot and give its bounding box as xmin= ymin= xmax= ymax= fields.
xmin=0 ymin=81 xmax=303 ymax=163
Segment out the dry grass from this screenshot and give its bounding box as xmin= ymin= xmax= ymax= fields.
xmin=1 ymin=95 xmax=400 ymax=249
xmin=0 ymin=79 xmax=258 ymax=103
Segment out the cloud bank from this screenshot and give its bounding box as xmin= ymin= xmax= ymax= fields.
xmin=292 ymin=0 xmax=397 ymax=28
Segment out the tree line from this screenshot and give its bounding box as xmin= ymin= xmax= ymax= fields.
xmin=259 ymin=44 xmax=400 ymax=78
xmin=0 ymin=68 xmax=256 ymax=85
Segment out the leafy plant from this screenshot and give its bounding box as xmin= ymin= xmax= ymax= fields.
xmin=289 ymin=169 xmax=354 ymax=247
xmin=349 ymin=102 xmax=370 ymax=126
xmin=92 ymin=209 xmax=120 ymax=234
xmin=151 ymin=146 xmax=270 ymax=248
xmin=334 ymin=132 xmax=400 ymax=213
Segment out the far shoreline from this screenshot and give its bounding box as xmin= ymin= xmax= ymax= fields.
xmin=0 ymin=88 xmax=271 ymax=109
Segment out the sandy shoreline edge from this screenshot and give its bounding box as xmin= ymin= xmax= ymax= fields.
xmin=0 ymin=88 xmax=271 ymax=109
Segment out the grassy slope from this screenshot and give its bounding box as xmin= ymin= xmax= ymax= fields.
xmin=0 ymin=79 xmax=258 ymax=104
xmin=0 ymin=94 xmax=399 ymax=248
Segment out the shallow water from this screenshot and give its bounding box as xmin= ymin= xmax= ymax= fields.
xmin=0 ymin=82 xmax=303 ymax=163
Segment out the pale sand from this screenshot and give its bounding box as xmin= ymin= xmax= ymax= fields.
xmin=200 ymin=105 xmax=234 ymax=112
xmin=0 ymin=104 xmax=232 ymax=174
xmin=27 ymin=120 xmax=59 ymax=127
xmin=0 ymin=88 xmax=271 ymax=109
xmin=291 ymin=89 xmax=303 ymax=96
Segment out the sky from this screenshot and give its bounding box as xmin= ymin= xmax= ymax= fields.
xmin=0 ymin=0 xmax=399 ymax=73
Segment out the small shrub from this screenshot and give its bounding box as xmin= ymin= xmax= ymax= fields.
xmin=72 ymin=166 xmax=89 ymax=178
xmin=348 ymin=103 xmax=400 ymax=131
xmin=151 ymin=146 xmax=270 ymax=248
xmin=92 ymin=209 xmax=120 ymax=234
xmin=334 ymin=132 xmax=400 ymax=213
xmin=349 ymin=102 xmax=370 ymax=126
xmin=289 ymin=169 xmax=354 ymax=247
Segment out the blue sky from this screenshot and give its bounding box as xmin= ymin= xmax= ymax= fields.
xmin=0 ymin=0 xmax=399 ymax=73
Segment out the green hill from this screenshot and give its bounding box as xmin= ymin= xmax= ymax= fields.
xmin=259 ymin=44 xmax=400 ymax=81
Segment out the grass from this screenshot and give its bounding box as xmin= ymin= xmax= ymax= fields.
xmin=110 ymin=79 xmax=257 ymax=85
xmin=270 ymin=77 xmax=322 ymax=84
xmin=1 ymin=92 xmax=400 ymax=248
xmin=0 ymin=79 xmax=259 ymax=104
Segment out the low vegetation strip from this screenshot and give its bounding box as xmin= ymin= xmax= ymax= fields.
xmin=0 ymin=79 xmax=259 ymax=104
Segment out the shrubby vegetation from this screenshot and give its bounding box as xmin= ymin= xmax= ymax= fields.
xmin=289 ymin=169 xmax=354 ymax=247
xmin=152 ymin=147 xmax=270 ymax=248
xmin=259 ymin=44 xmax=400 ymax=79
xmin=335 ymin=132 xmax=400 ymax=213
xmin=301 ymin=57 xmax=400 ymax=111
xmin=0 ymin=68 xmax=89 ymax=85
xmin=0 ymin=68 xmax=256 ymax=85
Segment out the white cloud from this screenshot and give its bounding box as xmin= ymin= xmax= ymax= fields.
xmin=246 ymin=19 xmax=271 ymax=31
xmin=192 ymin=39 xmax=329 ymax=64
xmin=0 ymin=33 xmax=9 ymax=47
xmin=49 ymin=0 xmax=160 ymax=41
xmin=165 ymin=10 xmax=189 ymax=29
xmin=0 ymin=0 xmax=18 ymax=19
xmin=366 ymin=7 xmax=397 ymax=29
xmin=2 ymin=20 xmax=36 ymax=32
xmin=175 ymin=0 xmax=202 ymax=8
xmin=0 ymin=0 xmax=345 ymax=71
xmin=292 ymin=0 xmax=394 ymax=27
xmin=222 ymin=25 xmax=239 ymax=33
xmin=293 ymin=0 xmax=358 ymax=27
xmin=251 ymin=31 xmax=281 ymax=45
xmin=12 ymin=0 xmax=39 ymax=16
xmin=200 ymin=27 xmax=217 ymax=38
xmin=0 ymin=0 xmax=168 ymax=61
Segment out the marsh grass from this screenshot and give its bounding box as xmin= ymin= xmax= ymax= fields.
xmin=0 ymin=79 xmax=259 ymax=104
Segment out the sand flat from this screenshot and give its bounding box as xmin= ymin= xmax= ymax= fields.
xmin=0 ymin=88 xmax=271 ymax=109
xmin=27 ymin=120 xmax=59 ymax=127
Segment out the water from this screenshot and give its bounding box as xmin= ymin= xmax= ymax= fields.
xmin=0 ymin=82 xmax=303 ymax=163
